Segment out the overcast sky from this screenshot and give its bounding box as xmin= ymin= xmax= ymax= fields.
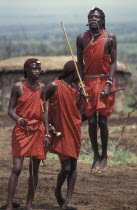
xmin=0 ymin=0 xmax=136 ymax=24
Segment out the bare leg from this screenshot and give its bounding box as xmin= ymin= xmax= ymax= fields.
xmin=25 ymin=158 xmax=41 ymax=210
xmin=98 ymin=113 xmax=108 ymax=172
xmin=63 ymin=158 xmax=77 ymax=210
xmin=6 ymin=157 xmax=24 ymax=210
xmin=88 ymin=113 xmax=101 ymax=173
xmin=55 ymin=159 xmax=71 ymax=208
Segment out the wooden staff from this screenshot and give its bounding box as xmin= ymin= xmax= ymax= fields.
xmin=116 ymin=104 xmax=137 ymax=149
xmin=110 ymin=87 xmax=124 ymax=94
xmin=101 ymin=87 xmax=124 ymax=97
xmin=61 ymin=22 xmax=89 ymax=102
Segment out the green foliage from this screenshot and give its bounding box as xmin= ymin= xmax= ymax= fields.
xmin=0 ymin=22 xmax=137 ymax=63
xmin=0 ymin=22 xmax=137 ymax=108
xmin=0 ymin=103 xmax=2 ymax=111
xmin=108 ymin=142 xmax=137 ymax=165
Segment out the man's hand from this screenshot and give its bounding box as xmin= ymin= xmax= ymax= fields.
xmin=49 ymin=124 xmax=56 ymax=134
xmin=78 ymin=82 xmax=89 ymax=100
xmin=17 ymin=118 xmax=28 ymax=126
xmin=44 ymin=135 xmax=52 ymax=148
xmin=101 ymin=84 xmax=111 ymax=98
xmin=49 ymin=124 xmax=61 ymax=138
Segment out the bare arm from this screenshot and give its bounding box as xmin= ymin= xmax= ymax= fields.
xmin=102 ymin=34 xmax=117 ymax=97
xmin=8 ymin=83 xmax=21 ymax=119
xmin=45 ymin=81 xmax=58 ymax=101
xmin=40 ymin=83 xmax=52 ymax=147
xmin=76 ymin=34 xmax=85 ymax=80
xmin=8 ymin=84 xmax=18 ymax=121
xmin=43 ymin=81 xmax=58 ymax=147
xmin=109 ymin=33 xmax=117 ymax=77
xmin=8 ymin=82 xmax=28 ymax=125
xmin=40 ymin=83 xmax=49 ymax=135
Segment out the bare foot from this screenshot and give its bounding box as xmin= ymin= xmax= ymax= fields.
xmin=91 ymin=156 xmax=101 ymax=173
xmin=62 ymin=202 xmax=77 ymax=210
xmin=98 ymin=156 xmax=107 ymax=173
xmin=40 ymin=159 xmax=46 ymax=166
xmin=55 ymin=190 xmax=65 ymax=208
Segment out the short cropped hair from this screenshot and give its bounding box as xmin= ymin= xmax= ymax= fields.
xmin=59 ymin=60 xmax=76 ymax=80
xmin=23 ymin=58 xmax=41 ymax=78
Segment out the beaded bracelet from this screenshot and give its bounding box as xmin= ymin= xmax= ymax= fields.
xmin=106 ymin=80 xmax=113 ymax=85
xmin=106 ymin=77 xmax=113 ymax=85
xmin=17 ymin=118 xmax=23 ymax=124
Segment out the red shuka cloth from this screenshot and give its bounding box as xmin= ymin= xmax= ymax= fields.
xmin=83 ymin=30 xmax=115 ymax=117
xmin=12 ymin=81 xmax=45 ymax=159
xmin=48 ymin=80 xmax=81 ymax=160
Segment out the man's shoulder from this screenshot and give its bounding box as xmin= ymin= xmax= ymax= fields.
xmin=106 ymin=30 xmax=116 ymax=39
xmin=39 ymin=82 xmax=45 ymax=88
xmin=77 ymin=31 xmax=87 ymax=39
xmin=50 ymin=80 xmax=58 ymax=88
xmin=46 ymin=80 xmax=58 ymax=97
xmin=46 ymin=80 xmax=58 ymax=89
xmin=13 ymin=81 xmax=22 ymax=88
xmin=10 ymin=81 xmax=22 ymax=93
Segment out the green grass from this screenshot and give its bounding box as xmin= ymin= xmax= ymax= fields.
xmin=46 ymin=153 xmax=59 ymax=161
xmin=0 ymin=103 xmax=2 ymax=111
xmin=46 ymin=140 xmax=137 ymax=166
xmin=107 ymin=141 xmax=137 ymax=165
xmin=123 ymin=100 xmax=135 ymax=113
xmin=79 ymin=141 xmax=137 ymax=165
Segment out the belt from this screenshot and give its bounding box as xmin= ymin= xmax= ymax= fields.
xmin=84 ymin=74 xmax=110 ymax=78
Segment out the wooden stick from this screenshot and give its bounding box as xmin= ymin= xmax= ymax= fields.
xmin=110 ymin=87 xmax=124 ymax=94
xmin=116 ymin=104 xmax=137 ymax=149
xmin=61 ymin=22 xmax=89 ymax=102
xmin=41 ymin=100 xmax=44 ymax=112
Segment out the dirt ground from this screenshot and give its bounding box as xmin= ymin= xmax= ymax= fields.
xmin=0 ymin=113 xmax=137 ymax=210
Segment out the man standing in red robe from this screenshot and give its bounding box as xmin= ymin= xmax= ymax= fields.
xmin=76 ymin=7 xmax=117 ymax=173
xmin=45 ymin=60 xmax=81 ymax=210
xmin=6 ymin=58 xmax=50 ymax=210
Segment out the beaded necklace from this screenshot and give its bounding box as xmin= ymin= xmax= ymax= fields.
xmin=24 ymin=80 xmax=40 ymax=91
xmin=89 ymin=30 xmax=104 ymax=44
